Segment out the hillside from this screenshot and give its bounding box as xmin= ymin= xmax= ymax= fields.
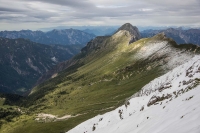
xmin=141 ymin=28 xmax=200 ymax=45
xmin=0 ymin=37 xmax=81 ymax=95
xmin=0 ymin=29 xmax=95 ymax=46
xmin=0 ymin=23 xmax=199 ymax=133
xmin=67 ymin=55 xmax=200 ymax=133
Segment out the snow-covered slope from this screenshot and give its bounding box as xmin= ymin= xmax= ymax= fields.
xmin=67 ymin=55 xmax=200 ymax=133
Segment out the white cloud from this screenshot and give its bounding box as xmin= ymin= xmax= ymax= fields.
xmin=139 ymin=8 xmax=153 ymax=12
xmin=0 ymin=0 xmax=199 ymax=30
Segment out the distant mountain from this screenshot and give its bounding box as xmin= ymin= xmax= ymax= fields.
xmin=40 ymin=26 xmax=118 ymax=36
xmin=35 ymin=23 xmax=141 ymax=85
xmin=115 ymin=23 xmax=141 ymax=43
xmin=1 ymin=23 xmax=200 ymax=133
xmin=83 ymin=27 xmax=117 ymax=36
xmin=141 ymin=28 xmax=200 ymax=45
xmin=0 ymin=29 xmax=95 ymax=46
xmin=0 ymin=37 xmax=81 ymax=95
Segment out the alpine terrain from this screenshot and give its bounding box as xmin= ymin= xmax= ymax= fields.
xmin=0 ymin=29 xmax=95 ymax=46
xmin=67 ymin=55 xmax=200 ymax=133
xmin=0 ymin=23 xmax=200 ymax=133
xmin=0 ymin=37 xmax=81 ymax=95
xmin=141 ymin=28 xmax=200 ymax=45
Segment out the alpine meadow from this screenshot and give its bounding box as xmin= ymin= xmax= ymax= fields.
xmin=0 ymin=0 xmax=200 ymax=133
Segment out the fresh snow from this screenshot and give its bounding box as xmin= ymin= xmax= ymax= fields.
xmin=35 ymin=113 xmax=82 ymax=122
xmin=67 ymin=55 xmax=200 ymax=133
xmin=51 ymin=57 xmax=58 ymax=62
xmin=136 ymin=41 xmax=169 ymax=59
xmin=135 ymin=40 xmax=194 ymax=71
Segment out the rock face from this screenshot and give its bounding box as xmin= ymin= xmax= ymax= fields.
xmin=81 ymin=36 xmax=110 ymax=54
xmin=116 ymin=23 xmax=141 ymax=44
xmin=141 ymin=28 xmax=200 ymax=45
xmin=0 ymin=37 xmax=81 ymax=95
xmin=0 ymin=29 xmax=95 ymax=46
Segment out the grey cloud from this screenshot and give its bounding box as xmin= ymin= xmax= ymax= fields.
xmin=0 ymin=7 xmax=25 ymax=12
xmin=0 ymin=0 xmax=200 ymax=30
xmin=20 ymin=0 xmax=94 ymax=9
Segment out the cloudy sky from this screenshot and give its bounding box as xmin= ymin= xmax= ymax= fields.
xmin=0 ymin=0 xmax=200 ymax=30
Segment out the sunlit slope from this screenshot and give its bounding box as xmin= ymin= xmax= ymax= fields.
xmin=1 ymin=29 xmax=199 ymax=133
xmin=29 ymin=32 xmax=198 ymax=115
xmin=67 ymin=55 xmax=200 ymax=133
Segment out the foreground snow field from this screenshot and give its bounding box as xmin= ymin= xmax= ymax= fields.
xmin=67 ymin=55 xmax=200 ymax=133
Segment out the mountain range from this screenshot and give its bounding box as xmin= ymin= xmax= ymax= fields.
xmin=40 ymin=26 xmax=119 ymax=36
xmin=0 ymin=23 xmax=200 ymax=133
xmin=0 ymin=29 xmax=95 ymax=46
xmin=83 ymin=27 xmax=117 ymax=36
xmin=0 ymin=37 xmax=81 ymax=95
xmin=141 ymin=28 xmax=200 ymax=45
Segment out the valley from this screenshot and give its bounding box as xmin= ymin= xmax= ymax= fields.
xmin=0 ymin=37 xmax=82 ymax=95
xmin=0 ymin=23 xmax=200 ymax=133
xmin=1 ymin=0 xmax=200 ymax=132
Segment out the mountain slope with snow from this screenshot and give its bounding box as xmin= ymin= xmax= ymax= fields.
xmin=67 ymin=55 xmax=200 ymax=133
xmin=2 ymin=24 xmax=200 ymax=133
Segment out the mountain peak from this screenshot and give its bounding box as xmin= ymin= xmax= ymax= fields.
xmin=152 ymin=32 xmax=167 ymax=40
xmin=116 ymin=23 xmax=141 ymax=44
xmin=117 ymin=23 xmax=134 ymax=30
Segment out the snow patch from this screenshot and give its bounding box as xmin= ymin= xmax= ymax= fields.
xmin=35 ymin=113 xmax=84 ymax=122
xmin=136 ymin=41 xmax=168 ymax=59
xmin=67 ymin=55 xmax=200 ymax=133
xmin=51 ymin=57 xmax=58 ymax=62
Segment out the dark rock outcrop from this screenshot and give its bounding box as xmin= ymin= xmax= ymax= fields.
xmin=147 ymin=94 xmax=172 ymax=107
xmin=116 ymin=23 xmax=141 ymax=44
xmin=81 ymin=36 xmax=110 ymax=53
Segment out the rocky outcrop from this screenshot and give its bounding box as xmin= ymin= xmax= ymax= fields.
xmin=147 ymin=94 xmax=172 ymax=107
xmin=115 ymin=23 xmax=141 ymax=44
xmin=81 ymin=36 xmax=110 ymax=53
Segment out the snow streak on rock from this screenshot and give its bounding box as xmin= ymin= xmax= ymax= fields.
xmin=67 ymin=55 xmax=200 ymax=133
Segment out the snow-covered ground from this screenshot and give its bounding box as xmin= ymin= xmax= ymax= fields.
xmin=135 ymin=40 xmax=194 ymax=71
xmin=35 ymin=113 xmax=83 ymax=122
xmin=67 ymin=55 xmax=200 ymax=133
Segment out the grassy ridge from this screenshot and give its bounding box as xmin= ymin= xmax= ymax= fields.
xmin=0 ymin=32 xmax=198 ymax=133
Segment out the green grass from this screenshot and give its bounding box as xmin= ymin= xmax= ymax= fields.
xmin=1 ymin=112 xmax=108 ymax=133
xmin=1 ymin=32 xmax=198 ymax=133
